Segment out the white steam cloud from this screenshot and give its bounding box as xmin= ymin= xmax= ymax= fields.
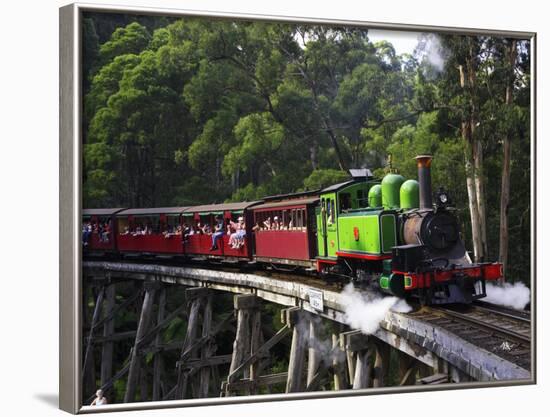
xmin=423 ymin=34 xmax=445 ymax=72
xmin=302 ymin=314 xmax=346 ymax=365
xmin=484 ymin=282 xmax=530 ymax=310
xmin=415 ymin=33 xmax=446 ymax=77
xmin=340 ymin=284 xmax=412 ymax=335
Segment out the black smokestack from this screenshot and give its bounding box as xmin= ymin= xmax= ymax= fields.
xmin=415 ymin=155 xmax=433 ymax=210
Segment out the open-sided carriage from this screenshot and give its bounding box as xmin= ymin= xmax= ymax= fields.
xmin=183 ymin=202 xmax=259 ymax=259
xmin=115 ymin=207 xmax=188 ymax=255
xmin=250 ymin=195 xmax=319 ymax=268
xmin=82 ymin=208 xmax=125 ymax=253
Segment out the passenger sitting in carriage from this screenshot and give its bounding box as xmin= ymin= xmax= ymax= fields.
xmin=100 ymin=222 xmax=111 ymax=243
xmin=210 ymin=215 xmax=225 ymax=250
xmin=228 ymin=216 xmax=246 ymax=249
xmin=82 ymin=221 xmax=92 ymax=246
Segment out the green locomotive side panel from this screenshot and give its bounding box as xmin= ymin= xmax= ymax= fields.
xmin=338 ymin=213 xmax=381 ymax=254
xmin=336 ymin=211 xmax=397 ymax=255
xmin=316 ymin=180 xmax=388 ymax=260
xmin=381 ymin=214 xmax=397 ymax=253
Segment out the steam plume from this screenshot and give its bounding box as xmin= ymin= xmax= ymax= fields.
xmin=340 ymin=284 xmax=411 ymax=335
xmin=301 ymin=314 xmax=346 ymax=365
xmin=423 ymin=34 xmax=445 ymax=72
xmin=415 ymin=33 xmax=446 ymax=77
xmin=484 ymin=282 xmax=530 ymax=310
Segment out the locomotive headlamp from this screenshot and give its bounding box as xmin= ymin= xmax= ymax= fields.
xmin=436 ymin=187 xmax=451 ymax=207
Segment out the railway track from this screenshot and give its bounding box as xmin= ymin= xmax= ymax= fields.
xmin=407 ymin=303 xmax=531 ymax=370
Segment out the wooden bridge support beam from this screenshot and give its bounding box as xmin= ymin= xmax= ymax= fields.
xmin=423 ymin=358 xmax=470 ymax=384
xmin=372 ymin=340 xmax=391 ymax=388
xmin=248 ymin=302 xmax=262 ymax=395
xmin=226 ymin=294 xmax=261 ymax=396
xmin=83 ymin=283 xmax=105 ymax=398
xmin=331 ymin=326 xmax=348 ymax=391
xmin=434 ymin=357 xmax=449 ymax=375
xmin=416 ymin=358 xmax=452 ymax=385
xmin=449 ymin=364 xmax=471 ymax=383
xmin=152 ymin=286 xmax=166 ymax=401
xmin=340 ymin=330 xmax=373 ymax=389
xmin=100 ymin=281 xmax=116 ymax=387
xmin=306 ymin=319 xmax=320 ymax=388
xmin=198 ymin=293 xmax=214 ymax=398
xmin=223 ymin=308 xmax=289 ymax=396
xmin=175 ymin=287 xmax=211 ymax=399
xmin=124 ymin=281 xmax=158 ymax=403
xmin=285 ymin=307 xmax=308 ymax=393
xmin=397 ymin=351 xmax=418 ymax=386
xmin=139 ymin=367 xmax=148 ymax=402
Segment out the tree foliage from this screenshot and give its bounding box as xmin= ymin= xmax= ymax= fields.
xmin=82 ymin=14 xmax=531 ymax=282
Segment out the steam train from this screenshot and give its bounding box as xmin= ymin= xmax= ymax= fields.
xmin=83 ymin=155 xmax=502 ymax=305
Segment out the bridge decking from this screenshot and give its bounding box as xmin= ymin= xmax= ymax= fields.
xmin=84 ymin=261 xmax=531 ymax=382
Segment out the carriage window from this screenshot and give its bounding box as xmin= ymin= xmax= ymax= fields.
xmin=340 ymin=193 xmax=351 ymax=212
xmin=81 ymin=216 xmax=113 ymax=243
xmin=117 ymin=217 xmax=129 ymax=234
xmin=357 ymin=189 xmax=367 ymax=208
xmin=126 ymin=215 xmax=161 ymax=235
xmin=255 ymin=207 xmax=309 ymax=231
xmin=165 ymin=214 xmax=180 ymax=233
xmin=328 ymin=199 xmax=335 ymax=224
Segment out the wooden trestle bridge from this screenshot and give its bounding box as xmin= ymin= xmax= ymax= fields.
xmin=81 ymin=260 xmax=532 ymax=407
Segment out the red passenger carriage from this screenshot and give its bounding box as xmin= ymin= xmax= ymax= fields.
xmin=82 ymin=208 xmax=125 ymax=252
xmin=183 ymin=202 xmax=259 ymax=259
xmin=115 ymin=207 xmax=188 ymax=255
xmin=251 ymin=194 xmax=319 ymax=267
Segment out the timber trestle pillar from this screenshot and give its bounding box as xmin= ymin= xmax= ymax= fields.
xmin=340 ymin=330 xmax=373 ymax=389
xmin=284 ymin=307 xmax=309 ymax=393
xmin=100 ymin=281 xmax=116 ymax=387
xmin=82 ymin=278 xmax=105 ymax=398
xmin=372 ymin=339 xmax=391 ymax=388
xmin=124 ymin=281 xmax=159 ymax=403
xmin=175 ymin=287 xmax=216 ymax=399
xmin=224 ymin=294 xmax=263 ymax=396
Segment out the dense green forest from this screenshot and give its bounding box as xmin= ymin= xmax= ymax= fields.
xmin=82 ymin=12 xmax=531 ymax=282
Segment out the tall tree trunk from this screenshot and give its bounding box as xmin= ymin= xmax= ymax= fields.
xmin=464 ymin=136 xmax=483 ymax=262
xmin=459 ymin=61 xmax=484 ymax=262
xmin=310 ymin=144 xmax=318 ymax=171
xmin=467 ymin=43 xmax=487 ymax=261
xmin=215 ymin=155 xmax=221 ymax=187
xmin=324 ymin=122 xmax=347 ymax=171
xmin=232 ymin=170 xmax=240 ymax=192
xmin=473 ymin=138 xmax=488 ymax=259
xmin=499 ymin=39 xmax=518 ymax=283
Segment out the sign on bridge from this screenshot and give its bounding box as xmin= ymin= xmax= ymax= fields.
xmin=308 ymin=288 xmax=324 ymax=312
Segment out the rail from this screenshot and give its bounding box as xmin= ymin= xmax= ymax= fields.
xmin=415 ymin=305 xmax=531 ymax=370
